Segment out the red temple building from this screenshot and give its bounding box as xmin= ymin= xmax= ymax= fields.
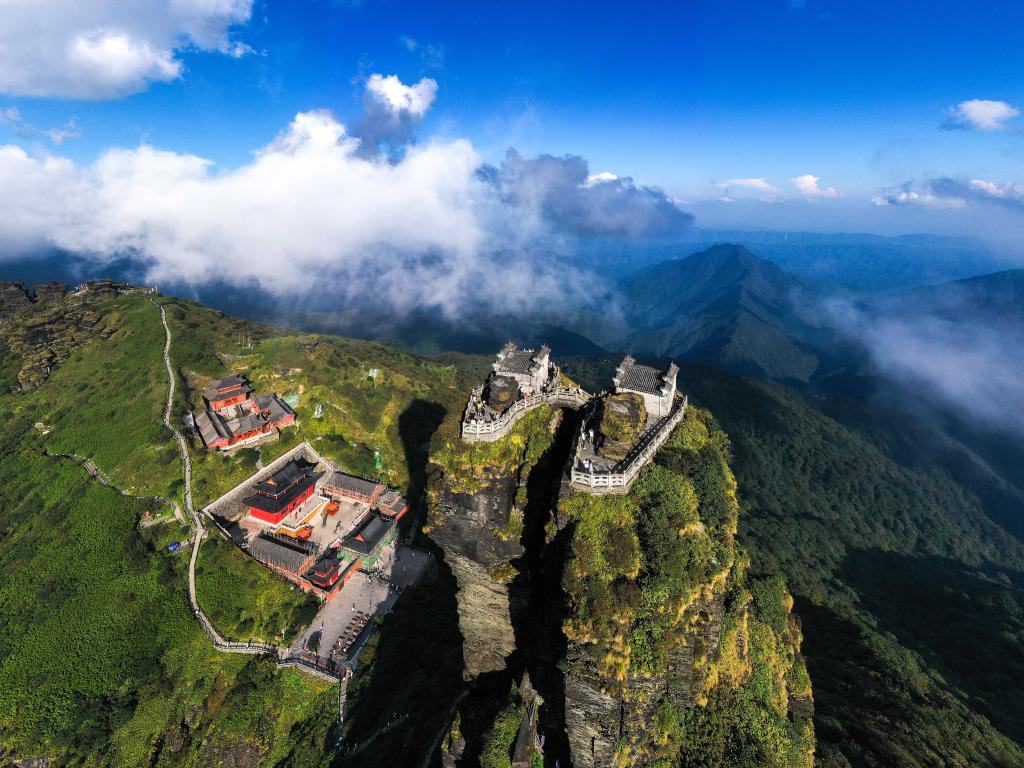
xmin=243 ymin=460 xmax=324 ymax=526
xmin=303 ymin=549 xmax=358 ymax=595
xmin=203 ymin=374 xmax=252 ymax=411
xmin=193 ymin=374 xmax=296 ymax=450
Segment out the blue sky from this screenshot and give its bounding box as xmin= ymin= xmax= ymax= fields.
xmin=1 ymin=0 xmax=1023 ymax=300
xmin=6 ymin=1 xmax=1021 ymax=190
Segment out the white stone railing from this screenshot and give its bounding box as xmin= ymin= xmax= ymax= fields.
xmin=570 ymin=395 xmax=688 ymax=494
xmin=461 ymin=386 xmax=590 ymax=442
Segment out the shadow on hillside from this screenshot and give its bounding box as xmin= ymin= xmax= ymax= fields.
xmin=796 ymin=596 xmax=926 ymax=768
xmin=397 ymin=399 xmax=447 ymax=536
xmin=327 ymin=399 xmax=466 ymax=767
xmin=838 ymin=547 xmax=1024 ymax=746
xmin=335 ymin=562 xmax=464 ymax=768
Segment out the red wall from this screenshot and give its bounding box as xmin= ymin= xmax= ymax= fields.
xmin=248 ymin=483 xmax=315 ymax=525
xmin=210 ymin=392 xmax=249 ymax=410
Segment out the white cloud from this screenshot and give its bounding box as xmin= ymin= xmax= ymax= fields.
xmin=365 ymin=74 xmax=437 ymax=119
xmin=873 ymin=177 xmax=1024 ymax=212
xmin=0 ymin=107 xmax=604 ymax=316
xmin=0 ymin=0 xmax=254 ymax=99
xmin=943 ymin=99 xmax=1020 ymax=132
xmin=0 ymin=107 xmax=82 ymax=145
xmin=791 ymin=173 xmax=839 ymax=199
xmin=717 ymin=177 xmax=783 ymax=202
xmin=583 ymin=171 xmax=619 ymax=187
xmin=355 ymin=74 xmax=440 ymax=156
xmin=967 ymin=178 xmax=1024 ymax=201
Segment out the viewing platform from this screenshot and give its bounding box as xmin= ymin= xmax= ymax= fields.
xmin=461 ymin=345 xmax=688 ymax=495
xmin=570 ymin=356 xmax=686 ymax=493
xmin=569 ymin=394 xmax=688 ymax=494
xmin=460 ymin=342 xmax=590 ymax=442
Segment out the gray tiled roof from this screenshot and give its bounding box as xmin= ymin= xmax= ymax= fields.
xmin=195 ymin=410 xmax=228 ymax=445
xmin=230 ymin=412 xmax=265 ymax=433
xmin=248 ymin=533 xmax=314 ymax=573
xmin=327 ymin=471 xmax=381 ymax=499
xmin=254 ymin=392 xmax=294 ymax=417
xmin=212 ymin=374 xmax=247 ymax=389
xmin=341 ymin=512 xmax=394 ymax=555
xmin=616 ymin=357 xmax=671 ymax=395
xmin=204 ymin=380 xmax=252 ymax=401
xmin=496 ymin=348 xmax=536 ymax=375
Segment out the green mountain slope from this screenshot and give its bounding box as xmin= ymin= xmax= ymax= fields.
xmin=0 ymin=287 xmax=469 ymax=766
xmin=682 ymin=364 xmax=1024 ymax=768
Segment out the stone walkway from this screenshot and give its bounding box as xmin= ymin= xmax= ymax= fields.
xmin=153 ymin=299 xmax=280 ymax=656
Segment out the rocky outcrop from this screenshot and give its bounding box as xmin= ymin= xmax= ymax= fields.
xmin=0 ymin=281 xmax=31 ymax=320
xmin=427 ymin=408 xmax=558 ymax=682
xmin=557 ymin=407 xmax=815 ymax=767
xmin=563 ymin=647 xmax=623 ymax=768
xmin=429 ymin=475 xmax=528 ymax=680
xmin=33 ymin=281 xmax=68 ymax=303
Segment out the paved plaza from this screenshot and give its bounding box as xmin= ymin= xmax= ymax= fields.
xmin=296 ymin=544 xmax=432 ymax=664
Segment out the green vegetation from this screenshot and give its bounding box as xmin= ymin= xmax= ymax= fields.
xmin=148 ymin=297 xmax=465 ymax=508
xmin=195 ymin=534 xmax=319 ymax=644
xmin=600 ymin=391 xmax=647 ymax=442
xmin=427 ymin=404 xmax=556 ymax=499
xmin=684 ymin=364 xmax=1024 ymax=767
xmin=0 ymin=289 xmax=472 ymax=766
xmin=0 ymin=405 xmax=333 ymax=766
xmin=561 ymin=406 xmax=814 ymax=766
xmin=479 ymin=686 xmax=526 ymax=768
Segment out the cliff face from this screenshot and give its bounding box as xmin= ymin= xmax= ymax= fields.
xmin=427 ymin=397 xmax=814 ymax=768
xmin=558 ymin=406 xmax=815 ymax=767
xmin=426 ymin=406 xmax=559 ymax=681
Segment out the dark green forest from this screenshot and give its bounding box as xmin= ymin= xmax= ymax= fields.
xmin=682 ymin=365 xmax=1024 ymax=768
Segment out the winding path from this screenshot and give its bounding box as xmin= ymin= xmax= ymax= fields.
xmin=152 ymin=298 xmax=279 ymax=657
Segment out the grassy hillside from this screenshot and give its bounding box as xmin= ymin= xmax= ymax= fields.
xmin=683 ymin=365 xmax=1024 ymax=767
xmin=0 ymin=288 xmax=469 ymax=766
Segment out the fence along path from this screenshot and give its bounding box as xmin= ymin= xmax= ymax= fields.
xmin=153 ymin=299 xmax=279 ymax=655
xmin=461 ymin=385 xmax=590 ymax=442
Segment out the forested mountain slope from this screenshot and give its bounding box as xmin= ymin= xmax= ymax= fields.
xmin=682 ymin=365 xmax=1024 ymax=768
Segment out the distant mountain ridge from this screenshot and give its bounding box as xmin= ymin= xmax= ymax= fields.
xmin=578 ymin=243 xmax=853 ymax=382
xmin=574 ymin=228 xmax=1013 ymax=292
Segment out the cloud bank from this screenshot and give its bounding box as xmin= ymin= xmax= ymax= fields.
xmin=825 ymin=289 xmax=1024 ymax=436
xmin=0 ymin=75 xmax=689 ymax=319
xmin=481 ymin=149 xmax=693 ymax=239
xmin=873 ymin=177 xmax=1024 ymax=213
xmin=0 ymin=0 xmax=254 ymax=99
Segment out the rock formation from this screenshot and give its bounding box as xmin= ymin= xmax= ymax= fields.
xmin=426 ymin=405 xmax=559 ymax=681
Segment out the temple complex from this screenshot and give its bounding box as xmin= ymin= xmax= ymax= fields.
xmin=202 ymin=445 xmax=409 ymax=601
xmin=193 ymin=374 xmax=296 ymax=449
